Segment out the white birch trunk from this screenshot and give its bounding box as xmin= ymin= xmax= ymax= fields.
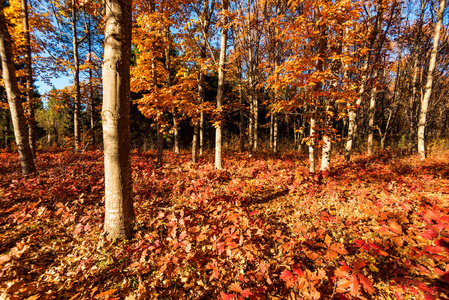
xmin=418 ymin=0 xmax=446 ymax=160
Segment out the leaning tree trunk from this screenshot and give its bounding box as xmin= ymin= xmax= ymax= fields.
xmin=418 ymin=0 xmax=446 ymax=160
xmin=102 ymin=0 xmax=134 ymax=240
xmin=21 ymin=0 xmax=36 ymax=158
xmin=72 ymin=0 xmax=81 ymax=152
xmin=0 ymin=4 xmax=36 ymax=175
xmin=214 ymin=0 xmax=228 ymax=170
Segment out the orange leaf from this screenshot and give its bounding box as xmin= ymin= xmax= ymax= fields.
xmin=94 ymin=289 xmax=117 ymax=298
xmin=358 ymin=274 xmax=375 ymax=295
xmin=229 ymin=283 xmax=242 ymax=293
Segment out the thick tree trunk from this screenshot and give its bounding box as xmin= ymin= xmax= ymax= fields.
xmin=214 ymin=0 xmax=228 ymax=170
xmin=102 ymin=0 xmax=134 ymax=240
xmin=72 ymin=0 xmax=81 ymax=152
xmin=21 ymin=0 xmax=36 ymax=158
xmin=418 ymin=0 xmax=445 ymax=160
xmin=0 ymin=4 xmax=36 ymax=175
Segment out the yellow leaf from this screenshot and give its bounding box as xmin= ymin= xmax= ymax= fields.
xmin=369 ymin=264 xmax=379 ymax=272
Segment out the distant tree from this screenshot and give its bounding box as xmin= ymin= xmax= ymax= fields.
xmin=36 ymin=88 xmax=71 ymax=146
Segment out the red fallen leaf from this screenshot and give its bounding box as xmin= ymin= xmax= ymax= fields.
xmin=280 ymin=270 xmax=293 ymax=282
xmin=293 ymin=267 xmax=304 ymax=276
xmin=421 ymin=229 xmax=438 ymax=240
xmin=444 ymin=273 xmax=449 ymax=283
xmin=94 ymin=289 xmax=117 ymax=298
xmin=229 ymin=283 xmax=243 ymax=293
xmin=241 ymin=289 xmax=252 ymax=298
xmin=220 ymin=292 xmax=235 ymax=300
xmin=434 ymin=267 xmax=446 ymax=275
xmin=358 ymin=273 xmax=375 ymax=295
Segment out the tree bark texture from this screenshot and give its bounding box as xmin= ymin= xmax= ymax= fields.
xmin=21 ymin=0 xmax=36 ymax=158
xmin=102 ymin=0 xmax=134 ymax=240
xmin=72 ymin=0 xmax=81 ymax=152
xmin=0 ymin=3 xmax=36 ymax=175
xmin=418 ymin=0 xmax=446 ymax=160
xmin=214 ymin=0 xmax=228 ymax=170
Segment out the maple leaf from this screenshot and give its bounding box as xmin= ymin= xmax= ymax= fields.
xmin=357 ymin=274 xmax=375 ymax=295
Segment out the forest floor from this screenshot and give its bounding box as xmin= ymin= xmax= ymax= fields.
xmin=0 ymin=149 xmax=449 ymax=300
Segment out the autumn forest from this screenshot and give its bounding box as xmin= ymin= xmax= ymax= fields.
xmin=1 ymin=0 xmax=449 ymax=299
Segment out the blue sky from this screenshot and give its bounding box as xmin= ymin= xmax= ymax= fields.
xmin=37 ymin=75 xmax=72 ymax=95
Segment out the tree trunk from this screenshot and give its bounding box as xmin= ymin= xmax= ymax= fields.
xmin=408 ymin=0 xmax=425 ymax=147
xmin=156 ymin=123 xmax=163 ymax=168
xmin=88 ymin=16 xmax=95 ymax=146
xmin=165 ymin=26 xmax=179 ymax=155
xmin=214 ymin=0 xmax=228 ymax=170
xmin=253 ymin=93 xmax=258 ymax=151
xmin=269 ymin=113 xmax=273 ymax=150
xmin=21 ymin=0 xmax=36 ymax=158
xmin=345 ymin=0 xmax=383 ymax=162
xmin=192 ymin=120 xmax=199 ymax=163
xmin=309 ymin=116 xmax=315 ymax=174
xmin=320 ymin=136 xmax=331 ymax=172
xmin=0 ymin=3 xmax=36 ymax=175
xmin=72 ymin=0 xmax=81 ymax=152
xmin=273 ymin=112 xmax=278 ymax=154
xmin=367 ymin=68 xmax=379 ymax=156
xmin=200 ymin=111 xmax=204 ymax=155
xmin=238 ymin=65 xmax=244 ymax=153
xmin=102 ymin=0 xmax=134 ymax=240
xmin=418 ymin=0 xmax=445 ymax=160
xmin=173 ymin=109 xmax=180 ymax=154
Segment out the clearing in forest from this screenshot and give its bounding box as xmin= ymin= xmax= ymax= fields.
xmin=0 ymin=150 xmax=449 ymax=299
